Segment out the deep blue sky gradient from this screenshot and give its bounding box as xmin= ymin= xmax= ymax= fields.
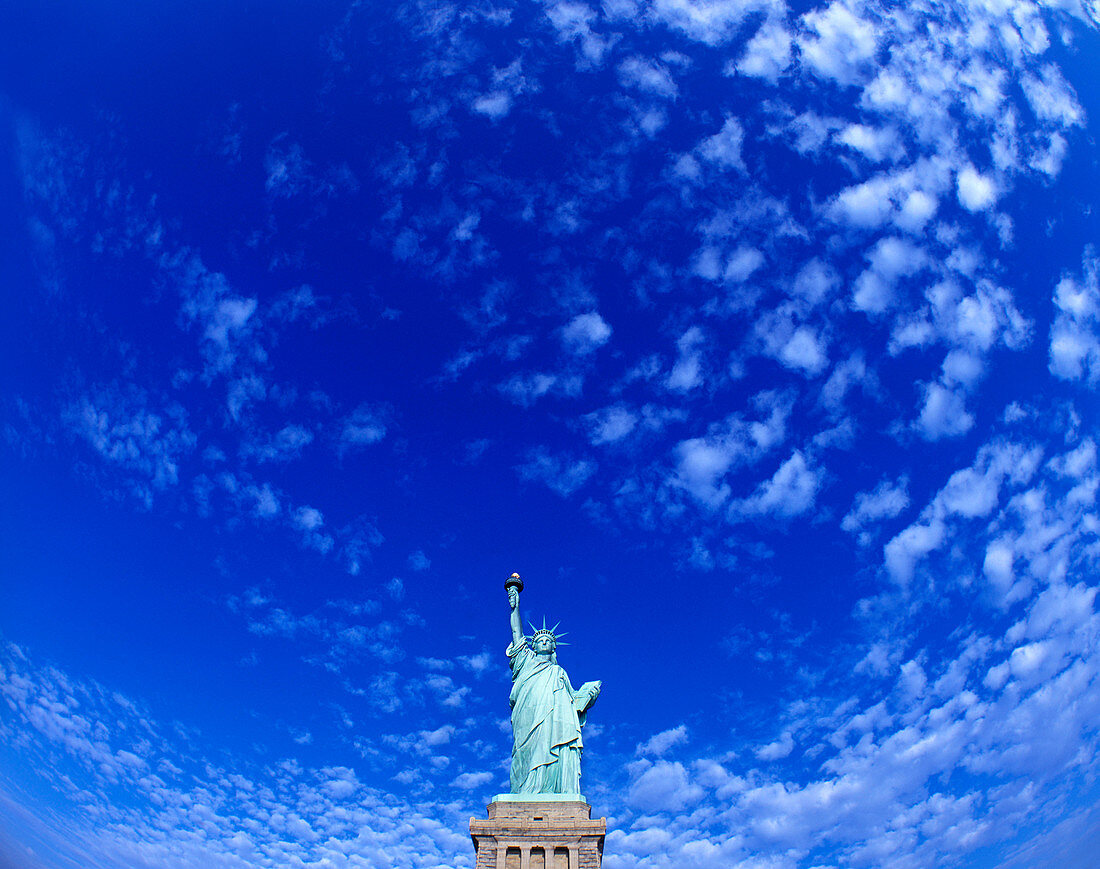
xmin=3 ymin=0 xmax=1100 ymax=867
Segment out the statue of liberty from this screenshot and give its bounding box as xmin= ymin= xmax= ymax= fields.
xmin=504 ymin=573 xmax=602 ymax=797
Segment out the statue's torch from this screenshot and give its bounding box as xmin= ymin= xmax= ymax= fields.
xmin=506 ymin=572 xmax=523 ymax=610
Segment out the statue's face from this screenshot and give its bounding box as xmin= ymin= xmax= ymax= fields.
xmin=532 ymin=634 xmax=556 ymax=654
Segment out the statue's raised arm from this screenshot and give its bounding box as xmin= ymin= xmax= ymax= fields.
xmin=506 ymin=573 xmax=524 ymax=647
xmin=502 ymin=572 xmax=601 ymax=798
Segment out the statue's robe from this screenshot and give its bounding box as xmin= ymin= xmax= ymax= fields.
xmin=507 ymin=638 xmax=585 ymax=794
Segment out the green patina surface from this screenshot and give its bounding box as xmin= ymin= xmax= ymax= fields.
xmin=504 ymin=574 xmax=602 ymax=796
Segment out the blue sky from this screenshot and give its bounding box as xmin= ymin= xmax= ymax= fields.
xmin=2 ymin=0 xmax=1100 ymax=866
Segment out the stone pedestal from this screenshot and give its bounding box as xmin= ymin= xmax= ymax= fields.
xmin=470 ymin=800 xmax=606 ymax=869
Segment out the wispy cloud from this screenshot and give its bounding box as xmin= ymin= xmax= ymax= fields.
xmin=0 ymin=643 xmax=475 ymax=868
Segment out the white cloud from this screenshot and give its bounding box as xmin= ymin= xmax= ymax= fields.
xmin=1049 ymin=249 xmax=1100 ymax=384
xmin=852 ymin=236 xmax=927 ymax=314
xmin=842 ymin=477 xmax=909 ymax=540
xmin=262 ymin=140 xmax=357 ymax=201
xmin=472 ymin=92 xmax=512 ymax=119
xmin=695 ymin=244 xmax=765 ymax=283
xmin=734 ymin=451 xmax=819 ymax=519
xmin=916 ymin=382 xmax=974 ymax=441
xmin=983 ymin=539 xmax=1016 ymax=597
xmin=895 ymin=189 xmax=938 ymax=231
xmin=292 ymin=505 xmax=333 ymax=553
xmin=792 ymin=258 xmax=838 ymax=305
xmin=173 ymin=253 xmax=264 ymax=380
xmin=619 ymin=56 xmax=678 ymax=98
xmin=544 ymin=0 xmax=611 ymax=67
xmin=651 ymin=0 xmax=776 ymax=45
xmin=825 ymin=159 xmax=951 ymax=233
xmin=627 ymin=760 xmax=704 ymax=812
xmin=66 ymin=385 xmax=196 ymax=508
xmin=692 ymin=245 xmax=722 ymax=280
xmin=698 ymin=117 xmax=746 ymax=171
xmin=883 ymin=440 xmax=1043 ymax=585
xmin=247 ymin=482 xmax=280 ymax=518
xmin=423 ymin=673 xmax=471 ymax=708
xmin=637 ymin=725 xmax=689 ymax=756
xmin=459 ymin=651 xmax=492 ymax=674
xmin=0 ymin=643 xmax=474 ymax=868
xmin=783 ymin=110 xmax=841 ymax=155
xmin=339 ymin=404 xmax=389 ymax=452
xmin=925 ymin=279 xmax=1031 ymax=354
xmin=735 ymin=19 xmax=792 ymax=82
xmin=452 ymin=771 xmax=494 ymax=789
xmin=1021 ymin=64 xmax=1084 ymax=128
xmin=248 ymin=424 xmax=313 ymax=463
xmin=205 ymin=297 xmax=258 ymax=349
xmin=675 ymin=437 xmax=737 ymax=508
xmin=670 ymin=396 xmax=790 ymax=509
xmin=820 ymin=353 xmax=868 ymax=414
xmin=836 ymin=123 xmax=900 ymax=162
xmin=516 ymin=447 xmax=596 ymax=496
xmin=463 ymin=60 xmax=530 ymax=124
xmin=756 ymin=308 xmax=829 ymax=376
xmin=668 ymin=326 xmax=706 ymax=392
xmin=498 ymin=371 xmax=558 ymax=406
xmin=956 ymin=166 xmax=998 ymax=211
xmin=755 ymin=730 xmax=794 ymax=760
xmin=561 ymin=311 xmax=612 ymax=355
xmin=798 ymin=2 xmax=879 ymax=86
xmin=851 ymin=269 xmax=893 ymax=314
xmin=869 ymin=235 xmax=925 ymax=276
xmin=828 ymin=175 xmax=895 ymax=228
xmin=264 ymin=140 xmax=310 ymax=197
xmin=779 ymin=327 xmax=828 ymax=376
xmin=724 ymin=246 xmax=765 ymax=282
xmin=585 ymin=404 xmax=639 ymax=445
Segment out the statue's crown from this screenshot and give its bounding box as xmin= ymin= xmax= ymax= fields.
xmin=528 ymin=617 xmax=568 ymax=647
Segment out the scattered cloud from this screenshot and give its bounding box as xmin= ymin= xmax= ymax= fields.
xmin=956 ymin=165 xmax=999 ymax=211
xmin=627 ymin=760 xmax=704 ymax=812
xmin=561 ymin=311 xmax=613 ymax=355
xmin=0 ymin=643 xmax=471 ymax=868
xmin=732 ymin=450 xmax=820 ymax=519
xmin=338 ymin=404 xmax=390 ymax=453
xmin=637 ymin=724 xmax=689 ymax=756
xmin=798 ymin=2 xmax=879 ymax=87
xmin=916 ymin=381 xmax=974 ymax=441
xmin=842 ymin=476 xmax=910 ymax=544
xmin=651 ymin=0 xmax=776 ymax=46
xmin=1049 ymin=248 xmax=1100 ymax=385
xmin=517 ymin=447 xmax=597 ymax=497
xmin=64 ymin=384 xmax=196 ymax=508
xmin=697 ymin=116 xmax=746 ymax=171
xmin=734 ymin=18 xmax=793 ymax=82
xmin=619 ymin=56 xmax=679 ymax=98
xmin=585 ymin=404 xmax=638 ymax=445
